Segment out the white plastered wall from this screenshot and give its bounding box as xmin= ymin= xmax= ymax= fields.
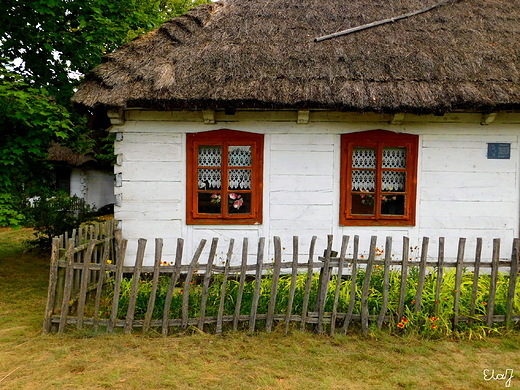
xmin=112 ymin=112 xmax=520 ymax=265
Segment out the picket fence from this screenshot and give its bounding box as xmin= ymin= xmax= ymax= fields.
xmin=43 ymin=223 xmax=520 ymax=335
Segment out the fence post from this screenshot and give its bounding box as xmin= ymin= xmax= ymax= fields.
xmin=487 ymin=239 xmax=500 ymax=327
xmin=249 ymin=237 xmax=265 ymax=333
xmin=377 ymin=236 xmax=392 ymax=329
xmin=361 ymin=236 xmax=377 ymax=335
xmin=342 ymin=235 xmax=360 ymax=334
xmin=43 ymin=238 xmax=61 ymax=333
xmin=506 ymin=238 xmax=519 ymax=329
xmin=266 ymin=236 xmax=283 ymax=333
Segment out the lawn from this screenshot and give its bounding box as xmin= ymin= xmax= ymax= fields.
xmin=1 ymin=227 xmax=519 ymax=389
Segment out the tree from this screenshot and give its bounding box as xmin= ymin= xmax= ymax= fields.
xmin=0 ymin=0 xmax=208 ymax=226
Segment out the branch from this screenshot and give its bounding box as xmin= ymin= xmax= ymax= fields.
xmin=314 ymin=0 xmax=457 ymax=43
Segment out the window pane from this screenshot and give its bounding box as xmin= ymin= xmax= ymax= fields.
xmin=352 ymin=170 xmax=375 ymax=191
xmin=381 ymin=195 xmax=405 ymax=215
xmin=382 ymin=171 xmax=406 ymax=192
xmin=227 ymin=193 xmax=251 ymax=214
xmin=229 ymin=146 xmax=252 ymax=167
xmin=228 ymin=169 xmax=251 ymax=190
xmin=198 ymin=192 xmax=222 ymax=214
xmin=352 ymin=147 xmax=376 ymax=168
xmin=382 ymin=147 xmax=406 ymax=168
xmin=198 ymin=169 xmax=222 ymax=190
xmin=198 ymin=146 xmax=222 ymax=167
xmin=351 ymin=193 xmax=375 ymax=215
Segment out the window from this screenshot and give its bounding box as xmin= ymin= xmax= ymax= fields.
xmin=340 ymin=130 xmax=418 ymax=226
xmin=186 ymin=129 xmax=263 ymax=224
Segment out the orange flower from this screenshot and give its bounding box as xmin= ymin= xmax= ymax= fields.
xmin=397 ymin=322 xmax=405 ymax=328
xmin=401 ymin=318 xmax=409 ymax=324
xmin=430 ymin=316 xmax=438 ymax=322
xmin=431 ymin=325 xmax=437 ymax=329
xmin=411 ymin=300 xmax=416 ymax=305
xmin=482 ymin=302 xmax=488 ymax=306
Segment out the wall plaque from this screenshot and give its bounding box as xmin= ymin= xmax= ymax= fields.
xmin=487 ymin=143 xmax=511 ymax=159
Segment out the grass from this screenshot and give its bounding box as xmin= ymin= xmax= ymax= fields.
xmin=1 ymin=227 xmax=520 ymax=389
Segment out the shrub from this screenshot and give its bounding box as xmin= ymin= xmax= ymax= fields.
xmin=27 ymin=192 xmax=98 ymax=249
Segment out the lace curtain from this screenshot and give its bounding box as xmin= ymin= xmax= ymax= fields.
xmin=351 ymin=147 xmax=406 ymax=191
xmin=198 ymin=145 xmax=252 ymax=190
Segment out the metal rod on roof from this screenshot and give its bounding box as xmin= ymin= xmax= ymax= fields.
xmin=314 ymin=0 xmax=456 ymax=42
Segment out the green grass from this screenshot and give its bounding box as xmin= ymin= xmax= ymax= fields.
xmin=1 ymin=227 xmax=520 ymax=389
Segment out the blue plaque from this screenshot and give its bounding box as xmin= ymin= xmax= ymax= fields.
xmin=487 ymin=143 xmax=511 ymax=159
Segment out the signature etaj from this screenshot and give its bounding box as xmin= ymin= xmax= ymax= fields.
xmin=483 ymin=369 xmax=514 ymax=387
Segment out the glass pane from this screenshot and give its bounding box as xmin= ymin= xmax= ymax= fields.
xmin=351 ymin=170 xmax=375 ymax=191
xmin=198 ymin=145 xmax=222 ymax=167
xmin=351 ymin=193 xmax=375 ymax=215
xmin=228 ymin=169 xmax=251 ymax=190
xmin=352 ymin=147 xmax=376 ymax=169
xmin=227 ymin=192 xmax=251 ymax=214
xmin=382 ymin=147 xmax=406 ymax=168
xmin=197 ymin=192 xmax=222 ymax=214
xmin=198 ymin=169 xmax=221 ymax=190
xmin=382 ymin=171 xmax=406 ymax=192
xmin=381 ymin=194 xmax=405 ymax=215
xmin=229 ymin=146 xmax=252 ymax=167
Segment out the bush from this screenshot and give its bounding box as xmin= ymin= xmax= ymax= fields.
xmin=27 ymin=192 xmax=98 ymax=249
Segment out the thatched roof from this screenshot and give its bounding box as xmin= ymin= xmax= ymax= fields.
xmin=47 ymin=143 xmax=100 ymax=167
xmin=72 ymin=0 xmax=520 ymax=115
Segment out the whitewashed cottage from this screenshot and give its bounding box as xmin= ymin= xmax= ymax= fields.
xmin=73 ymin=0 xmax=520 ymax=264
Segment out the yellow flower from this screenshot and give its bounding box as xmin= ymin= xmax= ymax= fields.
xmin=106 ymin=260 xmax=112 ymax=264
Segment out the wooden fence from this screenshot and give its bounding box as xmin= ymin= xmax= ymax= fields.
xmin=43 ymin=229 xmax=520 ymax=336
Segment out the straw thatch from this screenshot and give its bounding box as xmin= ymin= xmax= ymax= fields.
xmin=73 ymin=0 xmax=520 ymax=115
xmin=47 ymin=143 xmax=97 ymax=167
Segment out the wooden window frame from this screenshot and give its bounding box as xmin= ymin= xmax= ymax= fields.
xmin=186 ymin=129 xmax=263 ymax=225
xmin=340 ymin=130 xmax=418 ymax=226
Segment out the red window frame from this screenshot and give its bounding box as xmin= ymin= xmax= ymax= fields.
xmin=186 ymin=129 xmax=263 ymax=225
xmin=340 ymin=130 xmax=418 ymax=226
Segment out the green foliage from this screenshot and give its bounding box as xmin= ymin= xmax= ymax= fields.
xmin=0 ymin=69 xmax=74 ymax=226
xmin=95 ymin=266 xmax=520 ymax=337
xmin=27 ymin=193 xmax=98 ymax=249
xmin=0 ymin=0 xmax=208 ymax=226
xmin=1 ymin=0 xmax=209 ymax=105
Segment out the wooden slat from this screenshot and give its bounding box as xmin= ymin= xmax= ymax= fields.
xmin=125 ymin=238 xmax=147 ymax=334
xmin=249 ymin=237 xmax=265 ymax=333
xmin=198 ymin=238 xmax=219 ymax=331
xmin=361 ymin=236 xmax=377 ymax=335
xmin=284 ymin=236 xmax=300 ymax=334
xmin=233 ymin=238 xmax=249 ymax=331
xmin=468 ymin=238 xmax=482 ymax=327
xmin=317 ymin=235 xmax=334 ymax=334
xmin=143 ymin=238 xmax=163 ymax=333
xmin=266 ymin=236 xmax=283 ymax=333
xmin=300 ymin=236 xmax=317 ymax=331
xmin=377 ymin=237 xmax=392 ymax=329
xmin=93 ymin=238 xmax=110 ymax=332
xmin=414 ymin=237 xmax=429 ymax=312
xmin=43 ymin=238 xmax=61 ymax=333
xmin=58 ymin=239 xmax=76 ymax=333
xmin=76 ymin=240 xmax=97 ymax=330
xmin=397 ymin=237 xmax=410 ymax=320
xmin=162 ymin=238 xmax=184 ymax=336
xmin=330 ymin=235 xmax=349 ymax=336
xmin=107 ymin=238 xmax=127 ymax=333
xmin=452 ymin=238 xmax=466 ymax=329
xmin=487 ymin=239 xmax=500 ymax=327
xmin=181 ymin=239 xmax=206 ymax=330
xmin=506 ymin=238 xmax=519 ymax=329
xmin=434 ymin=237 xmax=445 ymax=317
xmin=342 ymin=235 xmax=360 ymax=334
xmin=217 ymin=239 xmax=234 ymax=334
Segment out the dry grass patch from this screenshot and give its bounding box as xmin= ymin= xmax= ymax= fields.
xmin=1 ymin=228 xmax=520 ymax=389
